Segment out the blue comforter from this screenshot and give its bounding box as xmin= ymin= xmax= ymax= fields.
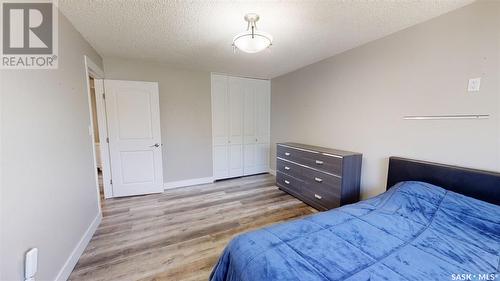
xmin=210 ymin=181 xmax=500 ymax=281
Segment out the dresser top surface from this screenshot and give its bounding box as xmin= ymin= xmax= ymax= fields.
xmin=278 ymin=142 xmax=362 ymax=157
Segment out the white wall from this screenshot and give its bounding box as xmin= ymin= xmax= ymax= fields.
xmin=103 ymin=58 xmax=213 ymax=183
xmin=0 ymin=13 xmax=103 ymax=281
xmin=271 ymin=1 xmax=500 ymax=198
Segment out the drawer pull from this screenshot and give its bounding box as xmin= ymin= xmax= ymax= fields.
xmin=284 ymin=166 xmax=291 ymax=170
xmin=314 ymin=194 xmax=322 ymax=200
xmin=315 ymin=160 xmax=324 ymax=165
xmin=314 ymin=177 xmax=323 ymax=183
xmin=284 ymin=180 xmax=290 ymax=184
xmin=285 ymin=152 xmax=291 ymax=156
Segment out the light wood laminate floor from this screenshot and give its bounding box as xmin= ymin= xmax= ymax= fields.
xmin=69 ymin=174 xmax=317 ymax=281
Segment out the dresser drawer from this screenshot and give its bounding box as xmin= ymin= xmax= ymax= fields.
xmin=302 ymin=168 xmax=341 ymax=194
xmin=276 ymin=171 xmax=304 ymax=193
xmin=278 ymin=144 xmax=342 ymax=175
xmin=300 ymin=152 xmax=342 ymax=176
xmin=277 ymin=145 xmax=303 ymax=163
xmin=303 ymin=188 xmax=340 ymax=210
xmin=276 ymin=158 xmax=302 ymax=178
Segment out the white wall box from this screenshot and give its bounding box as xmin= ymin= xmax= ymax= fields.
xmin=211 ymin=74 xmax=270 ymax=180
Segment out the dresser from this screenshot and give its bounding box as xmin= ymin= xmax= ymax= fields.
xmin=276 ymin=143 xmax=362 ymax=211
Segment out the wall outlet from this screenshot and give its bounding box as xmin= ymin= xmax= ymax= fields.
xmin=25 ymin=248 xmax=38 ymax=281
xmin=467 ymin=77 xmax=481 ymax=92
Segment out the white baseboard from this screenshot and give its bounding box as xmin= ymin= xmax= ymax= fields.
xmin=268 ymin=168 xmax=276 ymax=176
xmin=163 ymin=177 xmax=214 ymax=190
xmin=55 ymin=213 xmax=101 ymax=281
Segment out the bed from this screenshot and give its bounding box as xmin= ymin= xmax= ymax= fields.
xmin=210 ymin=157 xmax=500 ymax=281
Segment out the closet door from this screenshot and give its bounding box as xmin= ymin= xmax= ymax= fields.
xmin=243 ymin=78 xmax=258 ymax=175
xmin=211 ymin=75 xmax=229 ymax=179
xmin=254 ymin=80 xmax=271 ymax=173
xmin=212 ymin=74 xmax=270 ymax=180
xmin=228 ymin=77 xmax=244 ymax=177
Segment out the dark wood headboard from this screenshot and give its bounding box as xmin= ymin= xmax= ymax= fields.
xmin=387 ymin=157 xmax=500 ymax=205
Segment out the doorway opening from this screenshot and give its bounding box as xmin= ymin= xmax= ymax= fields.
xmin=84 ymin=57 xmax=164 ymax=200
xmin=88 ymin=77 xmax=105 ymax=202
xmin=84 ymin=56 xmax=112 ymax=211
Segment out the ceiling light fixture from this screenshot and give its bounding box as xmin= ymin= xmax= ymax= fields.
xmin=232 ymin=13 xmax=272 ymax=54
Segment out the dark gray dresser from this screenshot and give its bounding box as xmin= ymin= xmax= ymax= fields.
xmin=276 ymin=143 xmax=362 ymax=211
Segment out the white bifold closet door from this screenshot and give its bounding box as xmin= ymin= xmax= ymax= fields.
xmin=228 ymin=77 xmax=245 ymax=177
xmin=253 ymin=81 xmax=271 ymax=174
xmin=243 ymin=79 xmax=270 ymax=175
xmin=243 ymin=78 xmax=257 ymax=175
xmin=211 ymin=75 xmax=230 ymax=179
xmin=211 ymin=74 xmax=270 ymax=180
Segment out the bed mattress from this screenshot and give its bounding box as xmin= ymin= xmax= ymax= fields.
xmin=210 ymin=181 xmax=500 ymax=281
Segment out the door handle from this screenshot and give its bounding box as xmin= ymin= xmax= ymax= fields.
xmin=315 ymin=160 xmax=324 ymax=165
xmin=285 ymin=152 xmax=291 ymax=156
xmin=314 ymin=177 xmax=323 ymax=183
xmin=150 ymin=143 xmax=161 ymax=148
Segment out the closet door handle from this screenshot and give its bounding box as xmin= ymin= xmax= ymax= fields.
xmin=315 ymin=160 xmax=324 ymax=165
xmin=284 ymin=166 xmax=290 ymax=170
xmin=314 ymin=194 xmax=322 ymax=200
xmin=284 ymin=180 xmax=290 ymax=185
xmin=314 ymin=177 xmax=323 ymax=183
xmin=285 ymin=152 xmax=291 ymax=156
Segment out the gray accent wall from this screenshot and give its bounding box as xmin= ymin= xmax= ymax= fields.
xmin=1 ymin=13 xmax=103 ymax=281
xmin=270 ymin=1 xmax=500 ymax=198
xmin=103 ymin=58 xmax=213 ymax=183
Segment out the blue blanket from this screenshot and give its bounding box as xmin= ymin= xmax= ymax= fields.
xmin=210 ymin=181 xmax=500 ymax=281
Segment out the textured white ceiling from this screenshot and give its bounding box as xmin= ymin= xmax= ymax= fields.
xmin=59 ymin=0 xmax=474 ymax=79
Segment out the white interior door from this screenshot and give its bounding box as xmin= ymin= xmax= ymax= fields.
xmin=211 ymin=75 xmax=229 ymax=179
xmin=104 ymin=80 xmax=164 ymax=197
xmin=228 ymin=77 xmax=244 ymax=177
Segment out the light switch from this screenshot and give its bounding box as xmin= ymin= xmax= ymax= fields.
xmin=467 ymin=78 xmax=481 ymax=92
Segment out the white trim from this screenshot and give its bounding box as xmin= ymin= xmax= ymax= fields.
xmin=210 ymin=71 xmax=269 ymax=81
xmin=85 ymin=56 xmax=104 ymax=78
xmin=93 ymin=79 xmax=113 ymax=199
xmin=84 ymin=56 xmax=113 ymax=200
xmin=54 ymin=213 xmax=101 ymax=281
xmin=268 ymin=168 xmax=276 ymax=176
xmin=163 ymin=177 xmax=214 ymax=190
xmin=84 ymin=56 xmax=104 ymax=212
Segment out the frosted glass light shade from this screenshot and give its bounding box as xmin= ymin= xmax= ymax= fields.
xmin=233 ymin=30 xmax=272 ymax=53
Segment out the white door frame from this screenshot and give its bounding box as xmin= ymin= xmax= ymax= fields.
xmin=84 ymin=56 xmax=113 ymax=203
